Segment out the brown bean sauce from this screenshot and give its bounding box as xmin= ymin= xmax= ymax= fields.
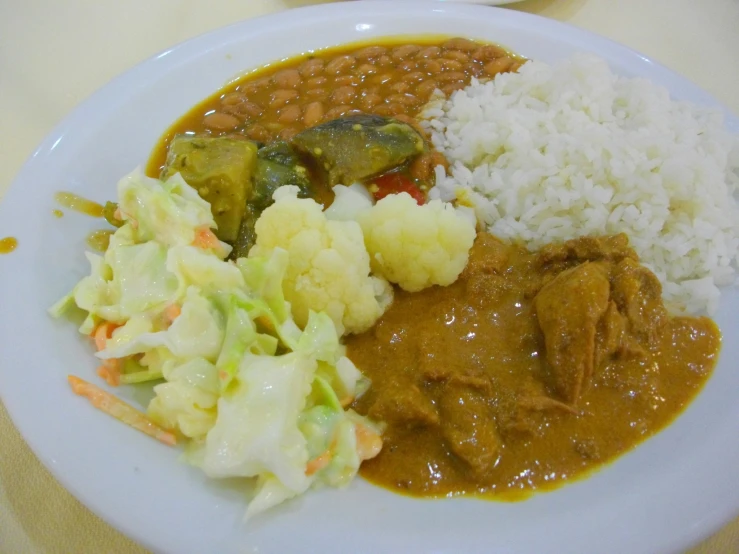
xmin=146 ymin=36 xmax=524 ymax=176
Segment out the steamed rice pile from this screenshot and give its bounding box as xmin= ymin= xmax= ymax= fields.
xmin=422 ymin=54 xmax=739 ymax=314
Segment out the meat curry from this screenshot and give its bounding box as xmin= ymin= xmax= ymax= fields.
xmin=347 ymin=234 xmax=720 ymax=499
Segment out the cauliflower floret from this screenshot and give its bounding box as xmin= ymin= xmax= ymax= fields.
xmin=358 ymin=192 xmax=477 ymax=292
xmin=249 ymin=186 xmax=392 ymax=335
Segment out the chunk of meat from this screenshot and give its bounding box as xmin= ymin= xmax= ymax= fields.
xmin=534 ymin=262 xmax=611 ymax=404
xmin=438 ymin=381 xmax=500 ymax=480
xmin=367 ymin=380 xmax=439 ymax=429
xmin=594 ymin=300 xmax=626 ymax=370
xmin=462 ymin=234 xmax=511 ymax=279
xmin=538 ymin=234 xmax=638 ymax=268
xmin=610 ymin=258 xmax=667 ymax=344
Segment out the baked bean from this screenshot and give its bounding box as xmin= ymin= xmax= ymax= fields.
xmin=305 ymin=76 xmax=328 ymax=88
xmin=416 ymin=79 xmax=440 ymax=98
xmin=410 ymin=152 xmax=433 ymax=181
xmin=299 ymin=58 xmax=325 ymax=77
xmin=359 ymin=93 xmax=382 ymax=111
xmin=423 ymin=59 xmax=443 ymax=74
xmin=416 ymin=46 xmax=441 ymax=59
xmin=331 ymin=86 xmax=357 ymax=104
xmin=303 ymin=102 xmax=325 ymax=127
xmin=277 ymin=104 xmax=302 ymax=123
xmin=203 ymin=112 xmax=240 ymax=130
xmin=377 ymin=55 xmax=393 ymax=66
xmin=324 ymin=105 xmax=352 ymax=121
xmin=245 ymin=124 xmax=271 ymax=142
xmin=471 ymin=64 xmax=485 ymax=78
xmin=372 ymin=104 xmax=393 ymax=116
xmin=278 ymin=127 xmax=299 ymax=141
xmin=273 ymin=68 xmax=301 ymax=89
xmin=441 ymin=82 xmax=466 ymax=96
xmin=401 ymin=71 xmax=426 ymax=83
xmin=269 ymin=89 xmax=299 ymax=108
xmin=442 ymin=37 xmax=479 ymax=52
xmin=385 ymin=102 xmax=405 ymax=115
xmin=390 ymin=81 xmax=411 ymax=94
xmin=387 ymin=93 xmax=419 ymax=107
xmin=398 ymin=60 xmax=418 ymax=72
xmin=305 ymin=88 xmax=329 ymax=100
xmin=472 ymin=45 xmax=508 ymax=62
xmin=484 ymin=57 xmax=513 ymax=76
xmin=240 ymin=76 xmax=270 ymax=93
xmin=363 ymin=85 xmax=380 ymax=95
xmin=355 ymin=45 xmax=388 ymax=60
xmin=444 ymin=50 xmax=470 ymax=63
xmin=440 ymin=59 xmax=464 ymax=72
xmin=221 ymin=92 xmax=246 ymax=106
xmin=437 ymin=71 xmax=467 ymax=83
xmin=222 ymin=100 xmax=264 ymax=119
xmin=355 ymin=63 xmax=378 ymax=76
xmin=325 ymin=55 xmax=356 ymax=74
xmin=334 ymin=75 xmax=361 ymax=87
xmin=370 ymin=73 xmax=394 ymax=85
xmin=392 ymin=44 xmax=421 ymax=60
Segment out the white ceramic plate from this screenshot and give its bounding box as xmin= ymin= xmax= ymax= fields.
xmin=1 ymin=3 xmax=737 ymax=554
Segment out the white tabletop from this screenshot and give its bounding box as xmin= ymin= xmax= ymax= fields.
xmin=1 ymin=1 xmax=737 ymax=552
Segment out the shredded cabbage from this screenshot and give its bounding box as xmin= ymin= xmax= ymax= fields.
xmin=50 ymin=168 xmax=381 ymax=518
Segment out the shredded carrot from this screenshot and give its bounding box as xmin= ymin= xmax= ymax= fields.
xmin=355 ymin=424 xmax=383 ymax=461
xmin=192 ymin=226 xmax=219 ymax=249
xmin=96 ymin=363 xmax=121 ymax=387
xmin=68 ymin=375 xmax=176 ymax=446
xmin=93 ymin=322 xmax=120 ymax=351
xmin=305 ymin=451 xmax=332 ymax=476
xmin=218 ymin=369 xmax=229 ymax=382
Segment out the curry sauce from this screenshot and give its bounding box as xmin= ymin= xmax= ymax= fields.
xmin=347 ymin=233 xmax=719 ymax=499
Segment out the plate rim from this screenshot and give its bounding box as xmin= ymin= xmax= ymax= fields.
xmin=1 ymin=2 xmax=737 ymax=553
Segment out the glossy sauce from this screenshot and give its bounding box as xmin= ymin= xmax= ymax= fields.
xmin=54 ymin=192 xmax=104 ymax=218
xmin=347 ymin=234 xmax=720 ymax=500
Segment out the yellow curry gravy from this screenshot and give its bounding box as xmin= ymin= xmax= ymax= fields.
xmin=0 ymin=236 xmax=18 ymax=254
xmin=347 ymin=233 xmax=720 ymax=499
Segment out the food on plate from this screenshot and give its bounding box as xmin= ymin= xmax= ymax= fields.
xmin=50 ymin=35 xmax=734 ymax=516
xmin=291 ymin=114 xmax=426 ymax=186
xmin=357 ymin=192 xmax=477 ymax=292
xmin=348 ymin=233 xmax=720 ymax=497
xmin=50 ymin=169 xmax=387 ymax=517
xmin=248 ymin=184 xmax=394 ymax=335
xmin=423 ymin=54 xmax=739 ymax=314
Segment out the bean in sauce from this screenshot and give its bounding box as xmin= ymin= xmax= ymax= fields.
xmin=146 ymin=36 xmax=525 ymax=176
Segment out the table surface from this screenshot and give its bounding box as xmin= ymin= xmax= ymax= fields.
xmin=1 ymin=0 xmax=738 ymax=552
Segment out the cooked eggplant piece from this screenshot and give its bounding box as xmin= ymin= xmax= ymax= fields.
xmin=162 ymin=136 xmax=257 ymax=243
xmin=229 ymin=142 xmax=318 ymax=259
xmin=253 ymin=141 xmax=313 ymax=203
xmin=291 ymin=114 xmax=425 ymax=187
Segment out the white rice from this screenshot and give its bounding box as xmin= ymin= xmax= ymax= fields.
xmin=422 ymin=54 xmax=739 ymax=314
